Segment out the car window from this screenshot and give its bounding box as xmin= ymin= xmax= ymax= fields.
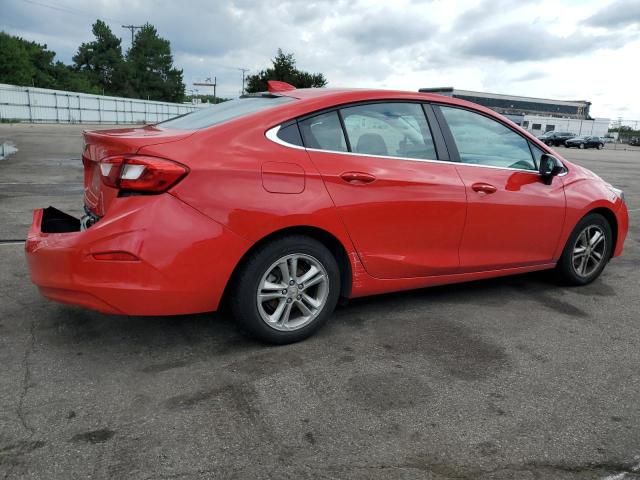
xmin=529 ymin=143 xmax=545 ymax=169
xmin=298 ymin=111 xmax=348 ymax=152
xmin=158 ymin=96 xmax=294 ymax=130
xmin=276 ymin=123 xmax=303 ymax=146
xmin=340 ymin=103 xmax=437 ymax=160
xmin=440 ymin=106 xmax=536 ymax=171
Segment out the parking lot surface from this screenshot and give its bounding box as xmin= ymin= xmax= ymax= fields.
xmin=1 ymin=124 xmax=639 ymax=479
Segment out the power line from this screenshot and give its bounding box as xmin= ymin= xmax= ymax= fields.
xmin=21 ymin=0 xmax=126 ymax=24
xmin=122 ymin=24 xmax=143 ymax=45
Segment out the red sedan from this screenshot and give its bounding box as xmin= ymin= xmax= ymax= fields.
xmin=25 ymin=82 xmax=629 ymax=343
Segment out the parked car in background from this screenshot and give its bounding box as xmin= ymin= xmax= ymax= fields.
xmin=538 ymin=131 xmax=575 ymax=146
xmin=630 ymin=137 xmax=640 ymax=146
xmin=565 ymin=136 xmax=605 ymax=149
xmin=25 ymin=82 xmax=628 ymax=344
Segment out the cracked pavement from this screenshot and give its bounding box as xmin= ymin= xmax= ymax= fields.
xmin=1 ymin=124 xmax=639 ymax=479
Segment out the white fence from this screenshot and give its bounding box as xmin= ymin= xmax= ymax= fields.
xmin=0 ymin=83 xmax=202 ymax=124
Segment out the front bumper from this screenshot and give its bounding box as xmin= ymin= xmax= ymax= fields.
xmin=25 ymin=194 xmax=251 ymax=315
xmin=613 ymin=199 xmax=629 ymax=258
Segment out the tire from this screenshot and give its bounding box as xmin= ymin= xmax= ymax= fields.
xmin=545 ymin=141 xmax=552 ymax=146
xmin=597 ymin=144 xmax=604 ymax=150
xmin=230 ymin=235 xmax=341 ymax=344
xmin=579 ymin=143 xmax=585 ymax=149
xmin=556 ymin=213 xmax=613 ymax=286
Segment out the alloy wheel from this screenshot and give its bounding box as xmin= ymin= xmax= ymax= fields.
xmin=256 ymin=253 xmax=329 ymax=331
xmin=572 ymin=225 xmax=606 ymax=278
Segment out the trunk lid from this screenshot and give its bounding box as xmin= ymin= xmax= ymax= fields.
xmin=82 ymin=126 xmax=192 ymax=216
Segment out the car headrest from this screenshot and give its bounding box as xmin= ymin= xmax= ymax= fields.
xmin=356 ymin=133 xmax=388 ymax=156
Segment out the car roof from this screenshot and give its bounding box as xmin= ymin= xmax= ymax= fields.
xmin=275 ymin=87 xmax=502 ymax=118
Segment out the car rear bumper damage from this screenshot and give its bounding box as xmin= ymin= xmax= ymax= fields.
xmin=25 ymin=194 xmax=251 ymax=316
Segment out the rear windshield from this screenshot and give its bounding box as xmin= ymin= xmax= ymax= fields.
xmin=158 ymin=96 xmax=294 ymax=130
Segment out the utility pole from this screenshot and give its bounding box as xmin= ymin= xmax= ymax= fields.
xmin=122 ymin=25 xmax=143 ymax=45
xmin=193 ymin=77 xmax=217 ymax=103
xmin=238 ymin=68 xmax=249 ymax=95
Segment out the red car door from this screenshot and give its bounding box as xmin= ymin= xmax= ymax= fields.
xmin=299 ymin=103 xmax=467 ymax=279
xmin=436 ymin=105 xmax=566 ymax=272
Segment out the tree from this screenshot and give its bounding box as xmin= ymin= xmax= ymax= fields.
xmin=0 ymin=32 xmax=57 ymax=88
xmin=72 ymin=20 xmax=126 ymax=95
xmin=126 ymin=23 xmax=185 ymax=102
xmin=245 ymin=49 xmax=327 ymax=93
xmin=0 ymin=32 xmax=100 ymax=94
xmin=1 ymin=23 xmax=186 ymax=102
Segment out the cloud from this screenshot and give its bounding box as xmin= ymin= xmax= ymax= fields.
xmin=451 ymin=0 xmax=535 ymax=32
xmin=335 ymin=8 xmax=437 ymax=53
xmin=2 ymin=0 xmax=640 ymax=118
xmin=583 ymin=0 xmax=640 ymax=28
xmin=459 ymin=22 xmax=634 ymax=62
xmin=511 ymin=70 xmax=547 ymax=82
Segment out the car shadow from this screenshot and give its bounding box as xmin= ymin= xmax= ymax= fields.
xmin=39 ymin=269 xmax=576 ymax=349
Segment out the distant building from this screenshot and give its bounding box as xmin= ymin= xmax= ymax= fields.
xmin=419 ymin=87 xmax=609 ymax=138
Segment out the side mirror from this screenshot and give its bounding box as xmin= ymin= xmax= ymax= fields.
xmin=539 ymin=154 xmax=564 ymax=185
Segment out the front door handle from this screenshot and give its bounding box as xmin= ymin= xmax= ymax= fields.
xmin=471 ymin=182 xmax=497 ymax=194
xmin=340 ymin=171 xmax=376 ymax=185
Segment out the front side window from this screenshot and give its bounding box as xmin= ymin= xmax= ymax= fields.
xmin=529 ymin=143 xmax=545 ymax=169
xmin=298 ymin=111 xmax=348 ymax=152
xmin=340 ymin=103 xmax=437 ymax=160
xmin=440 ymin=106 xmax=537 ymax=171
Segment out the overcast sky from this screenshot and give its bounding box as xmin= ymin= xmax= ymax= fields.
xmin=2 ymin=0 xmax=640 ymax=120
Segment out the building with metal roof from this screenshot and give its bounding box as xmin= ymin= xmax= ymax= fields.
xmin=419 ymin=87 xmax=592 ymax=120
xmin=420 ymin=87 xmax=609 ymax=138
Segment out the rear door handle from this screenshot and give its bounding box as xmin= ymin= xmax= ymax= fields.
xmin=471 ymin=182 xmax=497 ymax=194
xmin=340 ymin=171 xmax=376 ymax=184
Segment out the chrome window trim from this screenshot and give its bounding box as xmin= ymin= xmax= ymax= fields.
xmin=265 ymin=125 xmax=306 ymax=150
xmin=265 ymin=125 xmax=566 ymax=176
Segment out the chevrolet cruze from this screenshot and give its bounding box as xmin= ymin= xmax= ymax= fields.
xmin=26 ymin=81 xmax=629 ymax=343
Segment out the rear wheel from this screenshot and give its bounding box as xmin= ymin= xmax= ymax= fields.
xmin=230 ymin=235 xmax=340 ymax=344
xmin=579 ymin=143 xmax=585 ymax=149
xmin=556 ymin=213 xmax=612 ymax=285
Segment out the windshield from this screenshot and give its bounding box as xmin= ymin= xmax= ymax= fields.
xmin=159 ymin=96 xmax=295 ymax=130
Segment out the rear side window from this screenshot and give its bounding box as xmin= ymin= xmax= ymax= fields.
xmin=440 ymin=106 xmax=536 ymax=171
xmin=158 ymin=96 xmax=294 ymax=130
xmin=276 ymin=123 xmax=303 ymax=146
xmin=298 ymin=111 xmax=348 ymax=152
xmin=340 ymin=103 xmax=437 ymax=160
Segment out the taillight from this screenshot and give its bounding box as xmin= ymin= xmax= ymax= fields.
xmin=98 ymin=155 xmax=188 ymax=193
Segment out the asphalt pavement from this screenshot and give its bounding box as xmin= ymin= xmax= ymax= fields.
xmin=1 ymin=124 xmax=639 ymax=479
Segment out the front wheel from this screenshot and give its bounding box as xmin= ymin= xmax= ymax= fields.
xmin=230 ymin=235 xmax=341 ymax=344
xmin=556 ymin=214 xmax=613 ymax=285
xmin=597 ymin=144 xmax=604 ymax=150
xmin=579 ymin=143 xmax=585 ymax=149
